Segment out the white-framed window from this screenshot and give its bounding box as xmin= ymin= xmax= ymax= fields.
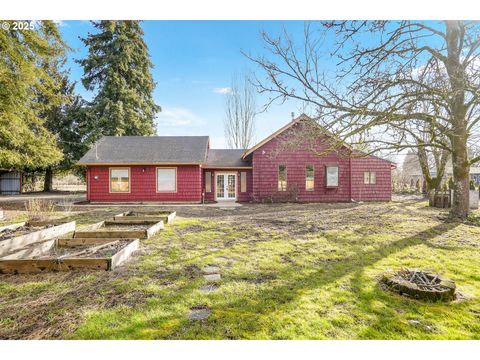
xmin=278 ymin=165 xmax=287 ymax=191
xmin=364 ymin=171 xmax=376 ymax=185
xmin=109 ymin=168 xmax=130 ymax=193
xmin=325 ymin=166 xmax=339 ymax=187
xmin=157 ymin=168 xmax=176 ymax=192
xmin=241 ymin=171 xmax=247 ymax=192
xmin=205 ymin=171 xmax=212 ymax=192
xmin=306 ymin=165 xmax=314 ymax=191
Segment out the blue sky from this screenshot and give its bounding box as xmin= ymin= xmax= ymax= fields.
xmin=61 ymin=20 xmax=309 ymax=148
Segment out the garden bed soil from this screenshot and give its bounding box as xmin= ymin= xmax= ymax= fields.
xmin=114 ymin=210 xmax=176 ymax=224
xmin=74 ymin=220 xmax=164 ymax=239
xmin=0 ymin=221 xmax=76 ymax=257
xmin=0 ymin=238 xmax=139 ymax=274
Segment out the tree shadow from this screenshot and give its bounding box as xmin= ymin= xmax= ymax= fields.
xmin=193 ymin=221 xmax=462 ymax=338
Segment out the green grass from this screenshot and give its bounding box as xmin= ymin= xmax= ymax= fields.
xmin=1 ymin=200 xmax=480 ymax=339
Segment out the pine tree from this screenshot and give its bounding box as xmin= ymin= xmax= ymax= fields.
xmin=78 ymin=21 xmax=160 ymax=140
xmin=0 ymin=21 xmax=66 ymax=169
xmin=40 ymin=62 xmax=88 ymax=190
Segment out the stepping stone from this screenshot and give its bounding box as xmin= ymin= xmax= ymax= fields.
xmin=200 ymin=284 xmax=218 ymax=293
xmin=210 ymin=247 xmax=220 ymax=252
xmin=202 ymin=265 xmax=220 ymax=274
xmin=189 ymin=306 xmax=211 ymax=320
xmin=204 ymin=273 xmax=221 ymax=281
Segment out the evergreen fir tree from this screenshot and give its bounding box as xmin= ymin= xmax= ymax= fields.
xmin=78 ymin=21 xmax=160 ymax=140
xmin=0 ymin=21 xmax=66 ymax=169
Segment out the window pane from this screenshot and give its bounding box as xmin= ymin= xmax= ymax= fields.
xmin=157 ymin=168 xmax=176 ymax=192
xmin=306 ymin=165 xmax=314 ymax=191
xmin=241 ymin=172 xmax=247 ymax=192
xmin=326 ymin=166 xmax=338 ymax=187
xmin=278 ymin=165 xmax=287 ymax=191
xmin=370 ymin=172 xmax=376 ymax=184
xmin=110 ymin=168 xmax=129 ymax=192
xmin=364 ymin=172 xmax=370 ymax=184
xmin=205 ymin=172 xmax=211 ymax=192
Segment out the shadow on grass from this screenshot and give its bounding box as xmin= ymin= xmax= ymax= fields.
xmin=73 ymin=220 xmax=461 ymax=339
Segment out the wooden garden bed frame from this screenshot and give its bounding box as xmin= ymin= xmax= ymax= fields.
xmin=0 ymin=221 xmax=76 ymax=257
xmin=114 ymin=210 xmax=176 ymax=224
xmin=0 ymin=238 xmax=139 ymax=274
xmin=73 ymin=219 xmax=164 ymax=239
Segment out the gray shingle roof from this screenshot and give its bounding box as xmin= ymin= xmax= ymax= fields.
xmin=205 ymin=149 xmax=251 ymax=168
xmin=78 ymin=136 xmax=209 ymax=164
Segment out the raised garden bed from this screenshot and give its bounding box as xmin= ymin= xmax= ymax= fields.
xmin=382 ymin=268 xmax=456 ymax=301
xmin=0 ymin=221 xmax=76 ymax=257
xmin=0 ymin=237 xmax=139 ymax=274
xmin=114 ymin=210 xmax=176 ymax=224
xmin=74 ymin=219 xmax=164 ymax=239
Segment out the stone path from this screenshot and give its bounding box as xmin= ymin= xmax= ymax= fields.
xmin=188 ymin=306 xmax=211 ymax=320
xmin=190 ymin=262 xmax=222 ymax=320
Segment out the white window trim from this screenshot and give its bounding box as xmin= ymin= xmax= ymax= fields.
xmin=325 ymin=165 xmax=339 ymax=187
xmin=156 ymin=167 xmax=177 ymax=193
xmin=306 ymin=165 xmax=315 ymax=191
xmin=109 ymin=167 xmax=131 ymax=193
xmin=278 ymin=165 xmax=287 ymax=191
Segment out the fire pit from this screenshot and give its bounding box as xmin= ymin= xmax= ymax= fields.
xmin=382 ymin=268 xmax=456 ymax=301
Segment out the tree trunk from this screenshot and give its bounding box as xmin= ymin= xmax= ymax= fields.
xmin=450 ymin=135 xmax=470 ymax=219
xmin=43 ymin=167 xmax=53 ymax=192
xmin=445 ymin=21 xmax=470 ymax=220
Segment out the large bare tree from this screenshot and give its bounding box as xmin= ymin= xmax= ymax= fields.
xmin=245 ymin=21 xmax=480 ymax=219
xmin=223 ymin=73 xmax=257 ymax=149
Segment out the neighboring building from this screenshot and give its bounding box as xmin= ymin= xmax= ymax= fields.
xmin=0 ymin=170 xmax=22 ymax=195
xmin=78 ymin=115 xmax=395 ymax=203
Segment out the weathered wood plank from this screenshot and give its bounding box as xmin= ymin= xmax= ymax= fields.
xmin=0 ymin=239 xmax=56 ymax=260
xmin=105 ymin=219 xmax=160 ymax=225
xmin=146 ymin=221 xmax=164 ymax=238
xmin=110 ymin=239 xmax=140 ymax=270
xmin=57 ymin=237 xmax=137 ymax=247
xmin=0 ymin=221 xmax=76 ymax=257
xmin=0 ymin=258 xmax=109 ymax=274
xmin=74 ymin=230 xmax=147 ymax=239
xmin=112 ymin=215 xmax=166 ymax=222
xmin=0 ymin=222 xmax=26 ymax=233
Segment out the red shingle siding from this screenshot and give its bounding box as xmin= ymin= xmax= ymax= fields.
xmin=87 ymin=165 xmax=202 ymax=202
xmin=250 ymin=125 xmax=392 ymax=202
xmin=351 ymin=157 xmax=392 ymax=201
xmin=202 ymin=169 xmax=253 ymax=202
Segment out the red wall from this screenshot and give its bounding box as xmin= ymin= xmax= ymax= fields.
xmin=351 ymin=156 xmax=392 ymax=201
xmin=250 ymin=126 xmax=392 ymax=202
xmin=202 ymin=169 xmax=253 ymax=202
xmin=87 ymin=165 xmax=202 ymax=202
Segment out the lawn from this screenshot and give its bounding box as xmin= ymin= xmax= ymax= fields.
xmin=0 ymin=198 xmax=480 ymax=339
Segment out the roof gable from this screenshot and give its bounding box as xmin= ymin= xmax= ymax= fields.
xmin=78 ymin=136 xmax=210 ymax=165
xmin=242 ymin=114 xmax=352 ymax=159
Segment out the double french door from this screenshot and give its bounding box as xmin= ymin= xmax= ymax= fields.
xmin=216 ymin=173 xmax=236 ymax=201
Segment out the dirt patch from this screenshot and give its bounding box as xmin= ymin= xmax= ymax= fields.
xmin=0 ymin=225 xmax=53 ymax=240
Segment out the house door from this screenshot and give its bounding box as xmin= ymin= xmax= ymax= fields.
xmin=216 ymin=173 xmax=236 ymax=201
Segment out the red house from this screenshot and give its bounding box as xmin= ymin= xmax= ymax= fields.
xmin=78 ymin=115 xmax=395 ymax=203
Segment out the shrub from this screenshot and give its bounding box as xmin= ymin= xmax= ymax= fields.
xmin=25 ymin=199 xmax=56 ymax=221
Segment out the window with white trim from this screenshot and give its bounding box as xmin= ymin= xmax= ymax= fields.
xmin=305 ymin=165 xmax=314 ymax=191
xmin=364 ymin=171 xmax=376 ymax=184
xmin=157 ymin=168 xmax=176 ymax=192
xmin=325 ymin=166 xmax=339 ymax=187
xmin=240 ymin=172 xmax=247 ymax=192
xmin=110 ymin=168 xmax=130 ymax=193
xmin=205 ymin=171 xmax=212 ymax=192
xmin=278 ymin=165 xmax=287 ymax=191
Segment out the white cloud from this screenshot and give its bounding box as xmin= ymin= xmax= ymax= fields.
xmin=213 ymin=87 xmax=232 ymax=94
xmin=155 ymin=106 xmax=205 ymax=128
